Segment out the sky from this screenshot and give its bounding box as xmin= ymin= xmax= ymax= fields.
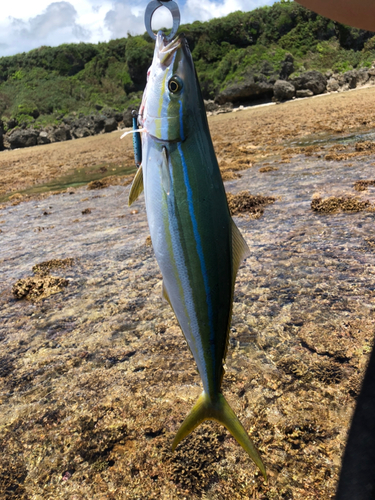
xmin=0 ymin=0 xmax=277 ymax=57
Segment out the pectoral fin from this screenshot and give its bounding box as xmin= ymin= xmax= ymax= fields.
xmin=128 ymin=165 xmax=144 ymax=206
xmin=172 ymin=391 xmax=267 ymax=482
xmin=161 ymin=146 xmax=171 ymax=196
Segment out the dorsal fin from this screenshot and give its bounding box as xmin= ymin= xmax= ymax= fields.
xmin=128 ymin=166 xmax=144 ymax=206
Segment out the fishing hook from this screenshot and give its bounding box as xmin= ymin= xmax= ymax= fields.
xmin=144 ymin=0 xmax=180 ymax=41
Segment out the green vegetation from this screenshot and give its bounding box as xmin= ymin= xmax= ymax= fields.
xmin=0 ymin=0 xmax=374 ymax=127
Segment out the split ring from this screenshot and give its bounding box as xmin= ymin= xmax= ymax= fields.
xmin=144 ymin=0 xmax=180 ymax=41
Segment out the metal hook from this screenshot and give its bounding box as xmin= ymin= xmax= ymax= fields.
xmin=144 ymin=0 xmax=180 ymax=42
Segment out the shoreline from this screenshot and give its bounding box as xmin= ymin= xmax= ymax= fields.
xmin=2 ymin=85 xmax=375 ymax=207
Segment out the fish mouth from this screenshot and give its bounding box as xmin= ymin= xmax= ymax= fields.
xmin=158 ymin=33 xmax=182 ymax=65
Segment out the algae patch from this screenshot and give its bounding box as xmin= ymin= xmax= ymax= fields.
xmin=166 ymin=423 xmax=226 ymax=494
xmin=87 ymin=174 xmax=133 ymax=190
xmin=259 ymin=166 xmax=279 ymax=173
xmin=32 ymin=258 xmax=75 ymax=275
xmin=355 ymin=141 xmax=375 ymax=152
xmin=227 ymin=191 xmax=276 ymax=218
xmin=311 ymin=195 xmax=371 ymax=213
xmin=353 ymin=179 xmax=375 ymax=192
xmin=12 ymin=258 xmax=75 ymax=301
xmin=12 ymin=276 xmax=69 ymax=301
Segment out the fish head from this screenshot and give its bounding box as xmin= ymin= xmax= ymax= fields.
xmin=142 ymin=31 xmax=202 ymax=143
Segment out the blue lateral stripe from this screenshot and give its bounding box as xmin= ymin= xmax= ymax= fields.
xmin=177 ymin=142 xmax=215 ymax=358
xmin=179 ymin=99 xmax=185 ymax=141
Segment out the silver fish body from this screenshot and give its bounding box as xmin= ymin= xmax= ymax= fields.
xmin=128 ymin=32 xmax=266 ymax=480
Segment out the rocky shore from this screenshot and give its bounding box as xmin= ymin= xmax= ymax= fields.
xmin=0 ymin=107 xmax=133 ymax=151
xmin=1 ymin=124 xmax=375 ymax=499
xmin=1 ymin=87 xmax=375 ymax=499
xmin=2 ymin=59 xmax=375 ymax=152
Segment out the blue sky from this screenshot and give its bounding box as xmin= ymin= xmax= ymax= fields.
xmin=0 ymin=0 xmax=277 ymax=57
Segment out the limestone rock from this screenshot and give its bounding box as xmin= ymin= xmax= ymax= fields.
xmin=327 ymin=78 xmax=339 ymax=92
xmin=73 ymin=127 xmax=91 ymax=139
xmin=7 ymin=118 xmax=18 ymax=130
xmin=104 ymin=117 xmax=118 ymax=133
xmin=92 ymin=115 xmax=106 ymax=134
xmin=114 ymin=112 xmax=123 ymax=122
xmin=215 ymin=102 xmax=234 ymax=114
xmin=357 ymin=68 xmax=369 ymax=86
xmin=37 ymin=131 xmax=51 ymax=145
xmin=279 ymin=53 xmax=294 ymax=80
xmin=8 ymin=129 xmax=39 ymax=149
xmin=50 ymin=125 xmax=72 ymax=143
xmin=204 ymin=100 xmax=220 ymax=112
xmin=296 ymin=89 xmax=314 ymax=98
xmin=215 ymin=74 xmax=274 ymax=105
xmin=123 ymin=107 xmax=134 ymax=128
xmin=273 ymin=80 xmax=295 ymax=101
xmin=292 ymin=71 xmax=327 ymax=95
xmin=338 ymin=70 xmax=357 ymax=90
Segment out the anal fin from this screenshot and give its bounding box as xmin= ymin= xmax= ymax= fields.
xmin=162 ymin=280 xmax=172 ymax=307
xmin=231 ymin=218 xmax=250 ymax=285
xmin=223 ymin=219 xmax=251 ymax=361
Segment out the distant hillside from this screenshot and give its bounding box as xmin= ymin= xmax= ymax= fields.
xmin=0 ymin=0 xmax=374 ymax=132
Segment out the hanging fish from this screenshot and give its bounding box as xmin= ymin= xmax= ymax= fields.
xmin=126 ymin=32 xmax=266 ymax=480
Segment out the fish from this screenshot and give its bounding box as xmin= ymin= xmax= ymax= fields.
xmin=127 ymin=31 xmax=266 ymax=480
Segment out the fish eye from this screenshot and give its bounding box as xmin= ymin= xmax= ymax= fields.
xmin=168 ymin=76 xmax=183 ymax=94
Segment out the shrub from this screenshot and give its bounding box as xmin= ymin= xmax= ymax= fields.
xmin=0 ymin=1 xmax=373 ymax=125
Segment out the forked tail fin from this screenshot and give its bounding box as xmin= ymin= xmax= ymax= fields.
xmin=172 ymin=391 xmax=267 ymax=481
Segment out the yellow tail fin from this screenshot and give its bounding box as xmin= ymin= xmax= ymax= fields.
xmin=172 ymin=391 xmax=267 ymax=481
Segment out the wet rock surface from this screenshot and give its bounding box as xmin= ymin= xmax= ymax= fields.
xmin=1 ymin=90 xmax=375 ymax=498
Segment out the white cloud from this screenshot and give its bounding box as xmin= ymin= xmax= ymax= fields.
xmin=0 ymin=0 xmax=277 ymax=57
xmin=104 ymin=0 xmax=174 ymax=38
xmin=0 ymin=2 xmax=94 ymax=55
xmin=12 ymin=2 xmax=90 ymax=40
xmin=182 ymin=0 xmax=275 ymax=23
